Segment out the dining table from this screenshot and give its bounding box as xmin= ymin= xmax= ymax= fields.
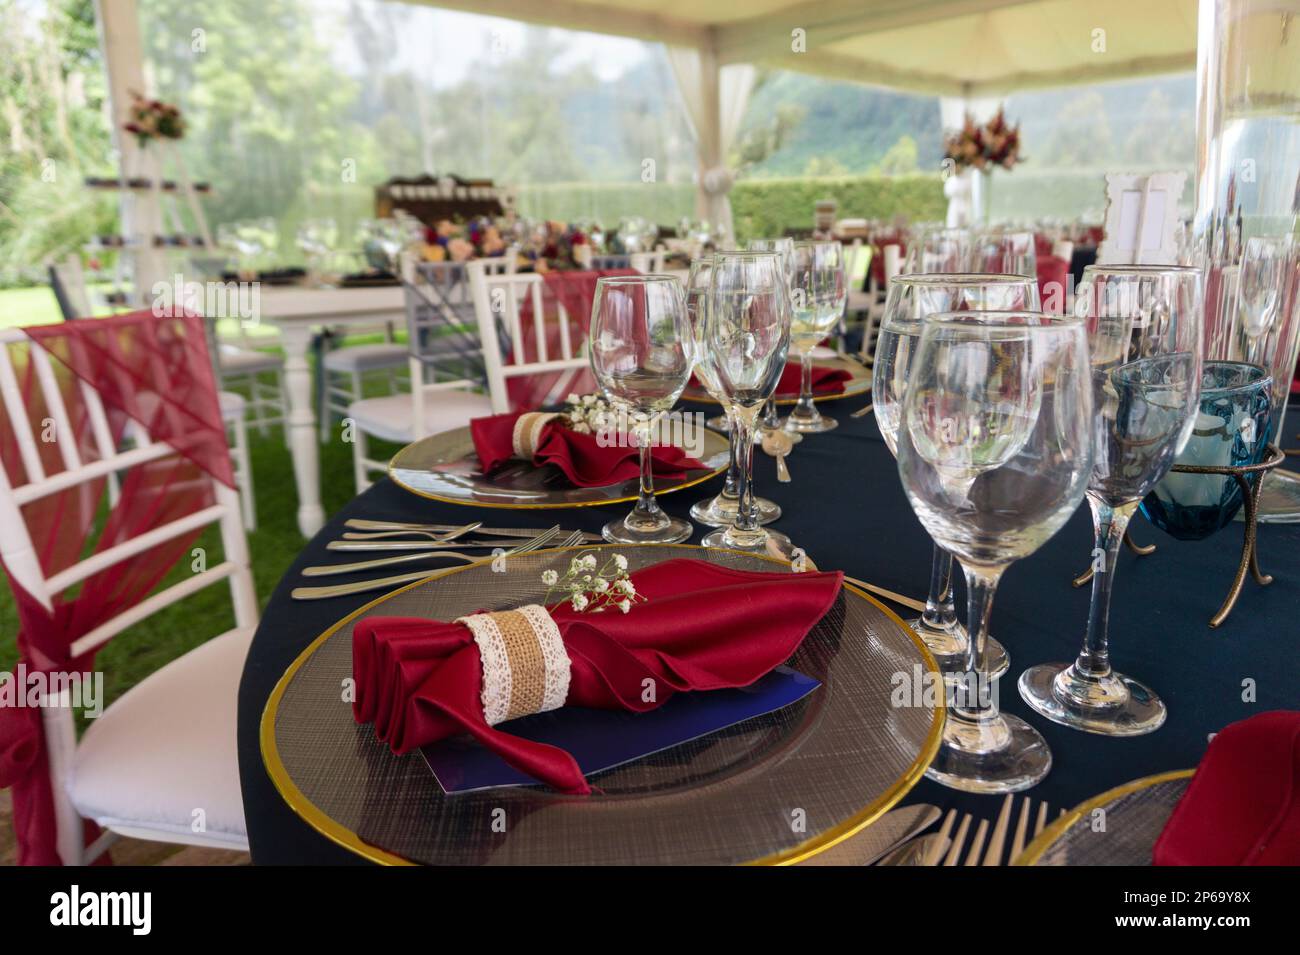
xmin=236 ymin=389 xmax=1300 ymax=864
xmin=257 ymin=284 xmax=406 ymax=537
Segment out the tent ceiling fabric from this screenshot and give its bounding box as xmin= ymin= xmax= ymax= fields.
xmin=410 ymin=0 xmax=1198 ymax=96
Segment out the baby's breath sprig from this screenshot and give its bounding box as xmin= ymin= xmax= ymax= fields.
xmin=541 ymin=551 xmax=643 ymax=614
xmin=562 ymin=393 xmax=649 ymax=437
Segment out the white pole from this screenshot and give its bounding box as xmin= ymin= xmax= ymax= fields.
xmin=93 ymin=0 xmax=168 ymax=305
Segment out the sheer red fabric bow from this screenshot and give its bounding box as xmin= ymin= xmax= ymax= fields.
xmin=0 ymin=309 xmax=233 ymax=865
xmin=1153 ymin=710 xmax=1300 ymax=865
xmin=469 ymin=411 xmax=704 ymax=487
xmin=352 ymin=559 xmax=843 ymax=794
xmin=507 ymin=269 xmax=638 ymax=411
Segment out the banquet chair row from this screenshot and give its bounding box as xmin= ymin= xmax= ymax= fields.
xmin=0 ymin=325 xmax=255 ymax=865
xmin=346 ymin=255 xmax=588 ymax=491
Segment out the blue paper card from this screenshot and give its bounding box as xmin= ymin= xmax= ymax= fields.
xmin=421 ymin=666 xmax=820 ymax=793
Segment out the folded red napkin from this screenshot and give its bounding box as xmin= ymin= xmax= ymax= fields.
xmin=776 ymin=361 xmax=852 ymax=396
xmin=352 ymin=558 xmax=844 ymax=793
xmin=469 ymin=411 xmax=703 ymax=487
xmin=1152 ymin=710 xmax=1300 ymax=865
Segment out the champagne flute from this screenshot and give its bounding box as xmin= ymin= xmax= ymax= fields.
xmin=748 ymin=237 xmax=796 ymax=437
xmin=783 ymin=241 xmax=847 ymax=434
xmin=874 ymin=273 xmax=1040 ymax=677
xmin=898 ymin=312 xmax=1093 ymax=792
xmin=702 ymin=251 xmax=792 ymax=553
xmin=1020 ymin=265 xmax=1204 ymax=735
xmin=589 ymin=275 xmax=695 ymax=544
xmin=684 ymin=257 xmax=781 ymax=528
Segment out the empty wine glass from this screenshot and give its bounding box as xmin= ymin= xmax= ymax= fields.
xmin=685 ymin=258 xmax=782 ymax=528
xmin=748 ymin=237 xmax=796 ymax=436
xmin=702 ymin=251 xmax=792 ymax=552
xmin=973 ymin=229 xmax=1037 ymax=277
xmin=907 ymin=227 xmax=973 ymax=273
xmin=783 ymin=241 xmax=847 ymax=434
xmin=874 ymin=273 xmax=1040 ymax=676
xmin=589 ymin=275 xmax=695 ymax=544
xmin=898 ymin=312 xmax=1093 ymax=792
xmin=1020 ymin=265 xmax=1204 ymax=736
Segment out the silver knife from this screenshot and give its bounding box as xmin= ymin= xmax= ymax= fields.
xmin=345 ymin=518 xmax=601 ymax=542
xmin=795 ymin=804 xmax=940 ymax=866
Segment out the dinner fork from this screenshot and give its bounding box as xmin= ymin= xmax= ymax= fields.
xmin=337 ymin=522 xmax=483 ymax=542
xmin=344 ymin=518 xmax=602 ymax=542
xmin=291 ymin=526 xmax=576 ymax=600
xmin=932 ymin=795 xmax=1061 ymax=866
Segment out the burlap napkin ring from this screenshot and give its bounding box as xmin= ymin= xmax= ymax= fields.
xmin=511 ymin=412 xmax=561 ymax=460
xmin=456 ymin=605 xmax=572 ymax=726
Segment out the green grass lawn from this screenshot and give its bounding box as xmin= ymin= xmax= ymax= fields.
xmin=0 ymin=299 xmax=402 ymax=714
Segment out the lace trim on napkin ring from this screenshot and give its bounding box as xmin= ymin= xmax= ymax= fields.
xmin=511 ymin=412 xmax=560 ymax=460
xmin=456 ymin=605 xmax=571 ymax=726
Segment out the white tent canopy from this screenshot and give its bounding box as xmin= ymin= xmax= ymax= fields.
xmin=412 ymin=0 xmax=1199 ymax=97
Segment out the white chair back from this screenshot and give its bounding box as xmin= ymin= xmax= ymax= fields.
xmin=630 ymin=249 xmax=668 ymax=273
xmin=467 ymin=262 xmax=590 ymax=413
xmin=0 ymin=327 xmax=256 ymax=864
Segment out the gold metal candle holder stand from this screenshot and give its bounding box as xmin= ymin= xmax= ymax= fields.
xmin=1071 ymin=445 xmax=1286 ymax=628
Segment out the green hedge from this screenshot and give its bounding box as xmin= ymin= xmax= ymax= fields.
xmin=731 ymin=174 xmax=946 ymax=240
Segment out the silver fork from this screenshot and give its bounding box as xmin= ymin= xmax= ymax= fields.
xmin=338 ymin=522 xmax=483 ymax=542
xmin=291 ymin=526 xmax=576 ymax=600
xmin=931 ymin=795 xmax=1060 ymax=866
xmin=344 ymin=518 xmax=602 ymax=542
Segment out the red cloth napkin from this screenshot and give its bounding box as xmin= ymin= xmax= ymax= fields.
xmin=469 ymin=411 xmax=704 ymax=487
xmin=352 ymin=559 xmax=844 ymax=794
xmin=1036 ymin=256 xmax=1070 ymax=314
xmin=1152 ymin=711 xmax=1300 ymax=865
xmin=776 ymin=361 xmax=852 ymax=396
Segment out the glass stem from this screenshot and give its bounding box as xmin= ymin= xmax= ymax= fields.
xmin=721 ymin=409 xmax=739 ymax=500
xmin=921 ymin=545 xmax=959 ymax=631
xmin=793 ymin=352 xmax=818 ymax=421
xmin=1077 ymin=498 xmax=1138 ymax=680
xmin=761 ymin=397 xmax=779 ymax=431
xmin=629 ymin=422 xmax=663 ymax=523
xmin=953 ymin=563 xmax=1004 ymax=722
xmin=731 ymin=409 xmax=760 ymax=533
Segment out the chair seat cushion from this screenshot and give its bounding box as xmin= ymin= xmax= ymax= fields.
xmin=219 ymin=345 xmax=283 ymax=374
xmin=69 ymin=626 xmax=253 ymax=848
xmin=323 ymin=343 xmax=408 ymax=373
xmin=348 ymin=389 xmax=494 ymax=443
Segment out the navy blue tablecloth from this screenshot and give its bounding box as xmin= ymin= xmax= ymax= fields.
xmin=237 ymin=394 xmax=1300 ymax=863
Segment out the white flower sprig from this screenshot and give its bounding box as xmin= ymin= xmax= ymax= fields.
xmin=562 ymin=393 xmax=649 ymax=437
xmin=541 ymin=551 xmax=643 ymax=614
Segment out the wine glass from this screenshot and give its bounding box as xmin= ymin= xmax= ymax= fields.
xmin=907 ymin=227 xmax=973 ymax=273
xmin=973 ymin=229 xmax=1037 ymax=277
xmin=1019 ymin=265 xmax=1204 ymax=736
xmin=684 ymin=257 xmax=781 ymax=528
xmin=589 ymin=275 xmax=695 ymax=544
xmin=748 ymin=237 xmax=796 ymax=436
xmin=783 ymin=241 xmax=847 ymax=434
xmin=874 ymin=273 xmax=1040 ymax=677
xmin=702 ymin=251 xmax=792 ymax=553
xmin=898 ymin=312 xmax=1093 ymax=792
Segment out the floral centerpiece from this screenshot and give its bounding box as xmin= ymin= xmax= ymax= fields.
xmin=943 ymin=107 xmax=1021 ymax=224
xmin=123 ymin=92 xmax=185 ymax=146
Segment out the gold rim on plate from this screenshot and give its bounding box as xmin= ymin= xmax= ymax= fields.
xmin=681 ymin=357 xmax=872 ymax=408
xmin=387 ymin=425 xmax=729 ymax=509
xmin=1012 ymin=768 xmax=1195 ymax=866
xmin=260 ymin=544 xmax=944 ymax=866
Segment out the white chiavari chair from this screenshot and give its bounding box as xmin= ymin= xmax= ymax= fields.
xmin=0 ymin=328 xmax=257 ymax=864
xmin=629 ymin=249 xmax=668 ymax=273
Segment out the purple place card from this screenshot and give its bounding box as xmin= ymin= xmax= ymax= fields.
xmin=421 ymin=665 xmax=820 ymax=793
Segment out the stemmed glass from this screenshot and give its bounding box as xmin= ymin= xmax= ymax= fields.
xmin=684 ymin=258 xmax=782 ymax=528
xmin=783 ymin=241 xmax=847 ymax=434
xmin=1020 ymin=265 xmax=1204 ymax=735
xmin=973 ymin=230 xmax=1037 ymax=276
xmin=873 ymin=273 xmax=1039 ymax=676
xmin=907 ymin=227 xmax=973 ymax=273
xmin=589 ymin=275 xmax=695 ymax=545
xmin=702 ymin=251 xmax=792 ymax=553
xmin=1236 ymin=235 xmax=1288 ymax=370
xmin=748 ymin=237 xmax=796 ymax=436
xmin=898 ymin=312 xmax=1093 ymax=792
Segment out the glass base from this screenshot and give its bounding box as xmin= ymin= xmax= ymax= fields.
xmin=706 ymin=413 xmax=729 ymax=431
xmin=1254 ymin=468 xmax=1300 ymax=524
xmin=783 ymin=412 xmax=838 ymax=434
xmin=1017 ymin=663 xmax=1166 ymax=736
xmin=907 ymin=618 xmax=1009 ymax=681
xmin=701 ymin=525 xmax=791 ymax=555
xmin=689 ymin=493 xmax=781 ymax=527
xmin=602 ymin=513 xmax=693 ymax=545
xmin=924 ymin=711 xmax=1052 ymax=794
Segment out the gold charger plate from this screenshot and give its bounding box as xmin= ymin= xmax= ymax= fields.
xmin=261 ymin=544 xmax=944 ymax=865
xmin=1014 ymin=769 xmax=1194 ymax=866
xmin=681 ymin=356 xmax=872 ymax=406
xmin=388 ymin=425 xmax=728 ymax=509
